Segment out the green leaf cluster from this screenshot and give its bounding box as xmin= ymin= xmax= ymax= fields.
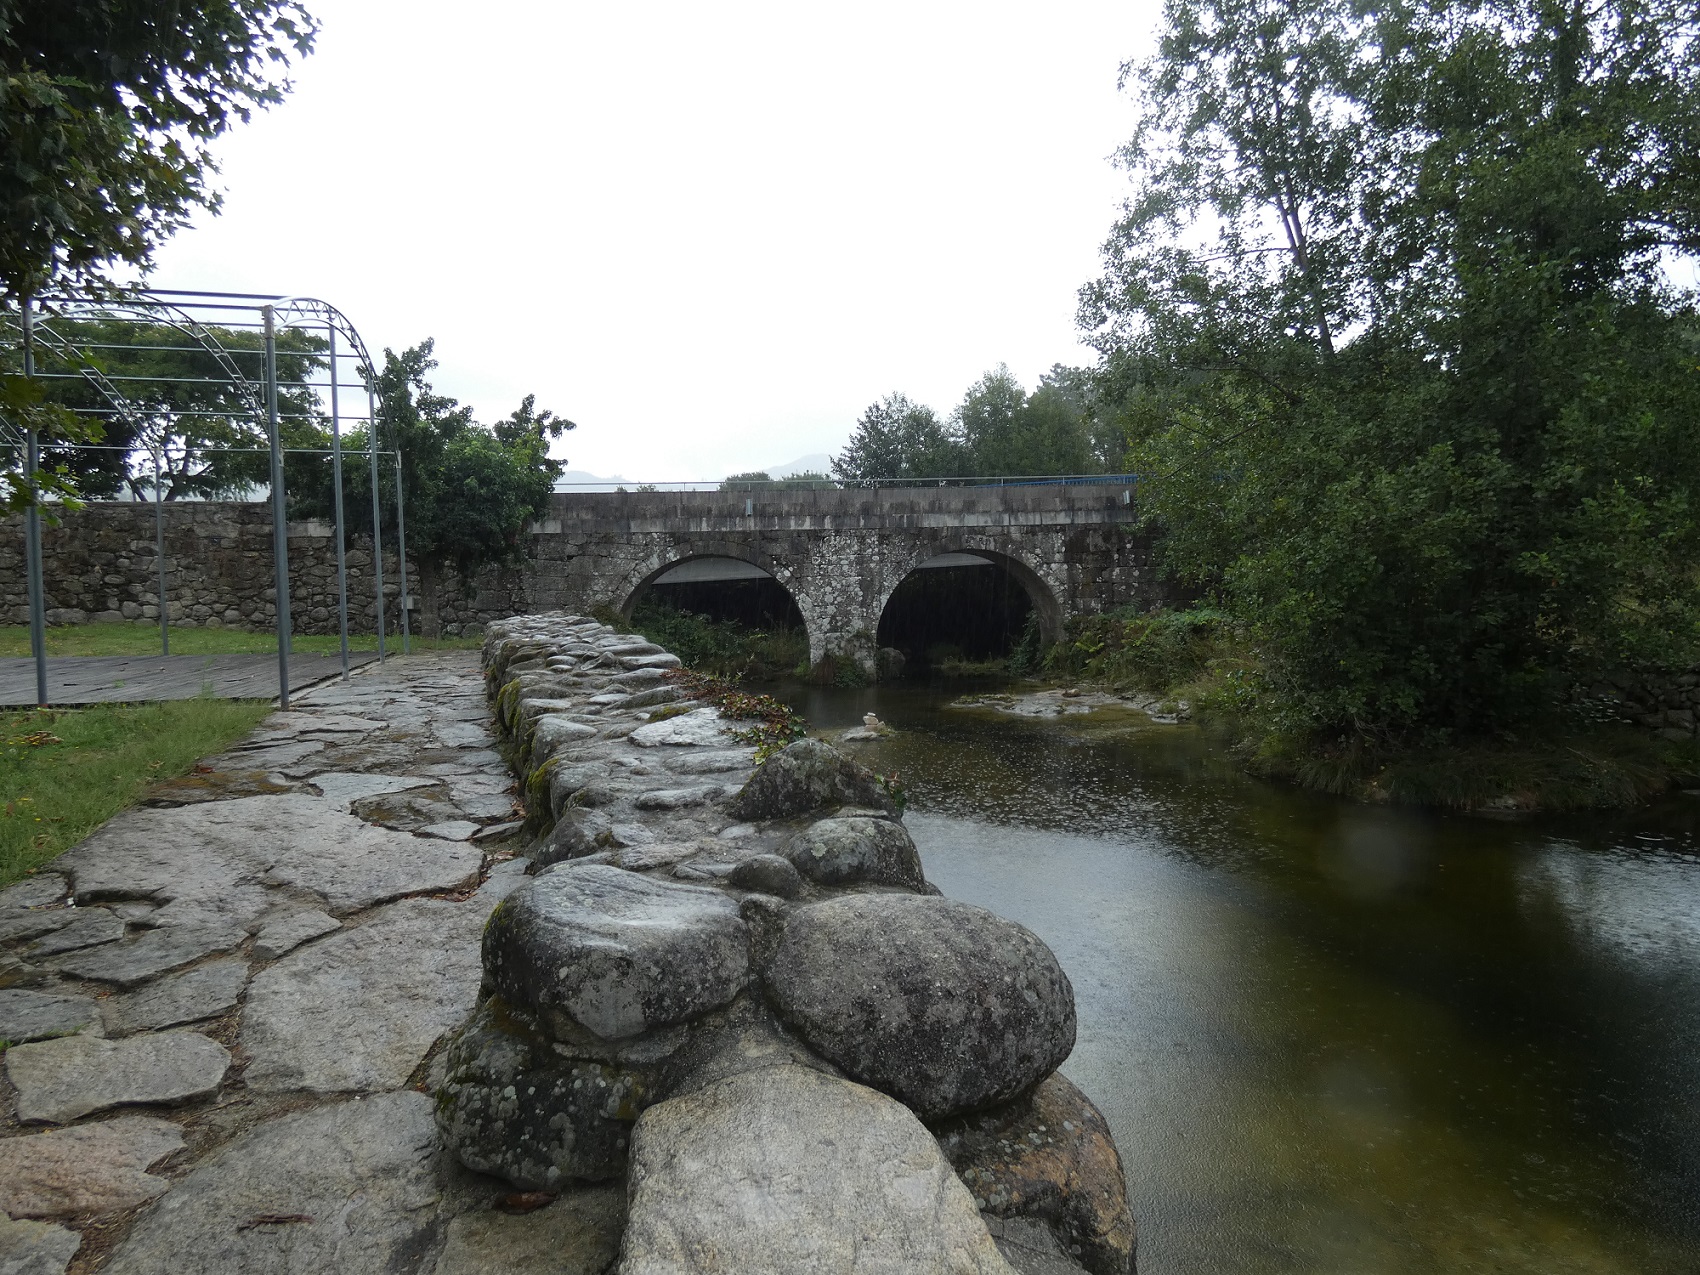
xmin=1084 ymin=0 xmax=1700 ymax=747
xmin=0 ymin=0 xmax=317 ymax=300
xmin=298 ymin=340 xmax=573 ymax=587
xmin=19 ymin=316 xmax=324 ymax=500
xmin=719 ymin=470 xmax=835 ymax=490
xmin=831 ymin=365 xmax=1117 ymax=484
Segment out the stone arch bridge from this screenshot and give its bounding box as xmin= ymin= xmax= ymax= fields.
xmin=513 ymin=483 xmax=1157 ymax=674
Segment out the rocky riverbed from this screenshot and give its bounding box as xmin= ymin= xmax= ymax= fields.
xmin=949 ymin=687 xmax=1187 ymax=726
xmin=0 ymin=616 xmax=1135 ymax=1274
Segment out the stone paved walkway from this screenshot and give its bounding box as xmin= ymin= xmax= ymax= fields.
xmin=0 ymin=652 xmax=379 ymax=706
xmin=0 ymin=652 xmax=620 ymax=1274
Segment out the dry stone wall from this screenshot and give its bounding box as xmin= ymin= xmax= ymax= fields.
xmin=443 ymin=613 xmax=1140 ymax=1274
xmin=0 ymin=501 xmax=519 ymax=637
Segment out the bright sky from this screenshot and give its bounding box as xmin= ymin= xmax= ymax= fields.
xmin=150 ymin=1 xmax=1163 ymax=481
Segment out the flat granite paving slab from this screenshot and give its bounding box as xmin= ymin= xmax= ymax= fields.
xmin=0 ymin=652 xmax=378 ymax=706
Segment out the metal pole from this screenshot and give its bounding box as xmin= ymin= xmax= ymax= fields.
xmin=21 ymin=295 xmax=48 ymax=708
xmin=327 ymin=325 xmax=349 ymax=678
xmin=153 ymin=446 xmax=169 ymax=654
xmin=394 ymin=450 xmax=410 ymax=655
xmin=263 ymin=306 xmax=291 ymax=708
xmin=367 ymin=383 xmax=386 ymax=662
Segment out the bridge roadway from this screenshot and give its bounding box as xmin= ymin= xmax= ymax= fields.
xmin=516 ymin=482 xmax=1156 ymax=674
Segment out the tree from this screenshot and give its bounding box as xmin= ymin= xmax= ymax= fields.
xmin=1082 ymin=0 xmax=1700 ymax=748
xmin=0 ymin=0 xmax=317 ymax=302
xmin=831 ymin=393 xmax=961 ymax=484
xmin=1 ymin=0 xmax=317 ymax=512
xmin=33 ymin=317 xmax=324 ymax=499
xmin=721 ymin=470 xmax=834 ymax=490
xmin=832 ymin=373 xmax=1103 ymax=483
xmin=955 ymin=365 xmax=1097 ymax=476
xmin=301 ymin=341 xmax=573 ymax=637
xmin=722 ymin=471 xmax=773 ymax=488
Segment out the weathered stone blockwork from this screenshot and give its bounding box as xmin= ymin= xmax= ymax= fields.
xmin=0 ymin=502 xmax=519 ymax=636
xmin=527 ymin=485 xmax=1155 ymax=670
xmin=3 ymin=485 xmax=1153 ymax=665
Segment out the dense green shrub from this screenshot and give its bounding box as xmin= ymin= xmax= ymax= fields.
xmin=1043 ymin=607 xmax=1234 ymax=693
xmin=626 ymin=601 xmax=807 ymax=682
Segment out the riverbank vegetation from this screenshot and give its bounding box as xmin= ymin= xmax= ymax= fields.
xmin=0 ymin=699 xmax=271 ymax=887
xmin=617 ymin=601 xmax=808 ymax=682
xmin=1041 ymin=606 xmax=1700 ymax=810
xmin=1055 ymin=0 xmax=1700 ymax=806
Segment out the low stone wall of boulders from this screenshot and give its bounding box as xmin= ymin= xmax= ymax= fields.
xmin=0 ymin=501 xmax=521 ymax=637
xmin=437 ymin=612 xmax=1137 ymax=1274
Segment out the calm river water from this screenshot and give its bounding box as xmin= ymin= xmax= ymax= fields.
xmin=775 ymin=680 xmax=1700 ymax=1275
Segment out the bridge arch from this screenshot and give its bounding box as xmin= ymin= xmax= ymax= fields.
xmin=613 ymin=543 xmax=818 ymax=657
xmin=873 ymin=541 xmax=1064 ymax=672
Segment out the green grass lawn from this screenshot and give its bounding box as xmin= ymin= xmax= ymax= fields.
xmin=1 ymin=699 xmax=274 ymax=888
xmin=0 ymin=622 xmax=481 ymax=658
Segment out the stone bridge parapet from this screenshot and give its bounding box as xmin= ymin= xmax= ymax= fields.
xmin=4 ymin=483 xmax=1157 ymax=669
xmin=524 ymin=483 xmax=1155 ymax=671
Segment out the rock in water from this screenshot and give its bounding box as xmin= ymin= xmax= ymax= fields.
xmin=620 ymin=1064 xmax=1016 ymax=1275
xmin=782 ymin=816 xmax=925 ymax=890
xmin=436 ymin=998 xmax=655 ymax=1188
xmin=484 ymin=865 xmax=748 ymax=1041
xmin=933 ymin=1073 xmax=1137 ymax=1275
xmin=101 ymin=1092 xmax=441 ymax=1275
xmin=764 ymin=894 xmax=1075 ymax=1119
xmin=727 ymin=739 xmax=897 ymax=821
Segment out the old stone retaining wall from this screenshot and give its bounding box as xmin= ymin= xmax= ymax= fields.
xmin=1582 ymin=668 xmax=1700 ymax=739
xmin=0 ymin=501 xmax=519 ymax=637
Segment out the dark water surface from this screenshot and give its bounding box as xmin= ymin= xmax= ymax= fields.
xmin=775 ymin=680 xmax=1700 ymax=1275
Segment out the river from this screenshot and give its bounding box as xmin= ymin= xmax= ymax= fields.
xmin=774 ymin=679 xmax=1700 ymax=1275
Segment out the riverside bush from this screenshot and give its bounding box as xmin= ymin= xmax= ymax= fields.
xmin=624 ymin=601 xmax=807 ymax=682
xmin=1043 ymin=607 xmax=1234 ymax=693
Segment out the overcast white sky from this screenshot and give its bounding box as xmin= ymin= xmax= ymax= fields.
xmin=150 ymin=1 xmax=1163 ymax=481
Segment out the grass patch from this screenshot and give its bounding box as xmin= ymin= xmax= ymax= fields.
xmin=0 ymin=622 xmax=482 ymax=658
xmin=0 ymin=698 xmax=272 ymax=887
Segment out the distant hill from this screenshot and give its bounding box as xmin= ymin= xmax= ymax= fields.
xmin=765 ymin=453 xmax=833 ymax=479
xmin=553 ymin=469 xmax=626 ymax=489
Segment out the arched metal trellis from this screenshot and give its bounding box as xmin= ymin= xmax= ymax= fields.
xmin=0 ymin=288 xmax=411 ymax=709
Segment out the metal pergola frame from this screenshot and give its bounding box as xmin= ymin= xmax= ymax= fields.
xmin=1 ymin=288 xmax=412 ymax=709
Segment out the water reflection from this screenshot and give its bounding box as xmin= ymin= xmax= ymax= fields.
xmin=776 ymin=679 xmax=1700 ymax=1273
